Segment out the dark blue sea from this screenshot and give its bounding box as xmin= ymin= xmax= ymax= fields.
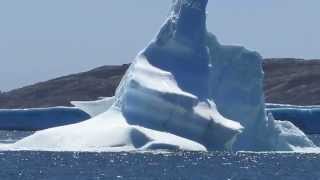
xmin=1 ymin=131 xmax=320 ymax=180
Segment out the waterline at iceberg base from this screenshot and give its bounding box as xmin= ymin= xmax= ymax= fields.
xmin=2 ymin=0 xmax=318 ymax=152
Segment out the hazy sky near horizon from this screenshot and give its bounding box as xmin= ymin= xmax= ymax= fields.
xmin=0 ymin=0 xmax=319 ymax=91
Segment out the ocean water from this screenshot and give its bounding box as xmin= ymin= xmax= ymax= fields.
xmin=1 ymin=131 xmax=320 ymax=180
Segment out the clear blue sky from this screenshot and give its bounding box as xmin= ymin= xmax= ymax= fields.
xmin=0 ymin=0 xmax=319 ymax=91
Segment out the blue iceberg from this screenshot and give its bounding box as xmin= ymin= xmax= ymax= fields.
xmin=1 ymin=0 xmax=317 ymax=152
xmin=268 ymin=107 xmax=320 ymax=134
xmin=0 ymin=107 xmax=89 ymax=131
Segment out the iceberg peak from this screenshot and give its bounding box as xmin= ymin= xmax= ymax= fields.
xmin=156 ymin=0 xmax=208 ymax=50
xmin=171 ymin=0 xmax=208 ymax=12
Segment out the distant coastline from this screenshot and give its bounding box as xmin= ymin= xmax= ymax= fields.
xmin=1 ymin=58 xmax=319 ymax=108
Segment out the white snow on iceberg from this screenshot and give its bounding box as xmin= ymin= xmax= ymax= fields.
xmin=4 ymin=0 xmax=318 ymax=152
xmin=71 ymin=97 xmax=115 ymax=117
xmin=12 ymin=108 xmax=206 ymax=152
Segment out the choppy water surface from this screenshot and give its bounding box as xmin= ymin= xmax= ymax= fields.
xmin=1 ymin=131 xmax=320 ymax=180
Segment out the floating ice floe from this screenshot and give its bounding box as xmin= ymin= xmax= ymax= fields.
xmin=0 ymin=107 xmax=90 ymax=131
xmin=267 ymin=107 xmax=320 ymax=135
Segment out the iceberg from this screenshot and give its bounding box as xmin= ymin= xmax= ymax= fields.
xmin=267 ymin=107 xmax=320 ymax=135
xmin=266 ymin=103 xmax=320 ymax=109
xmin=266 ymin=113 xmax=317 ymax=151
xmin=6 ymin=0 xmax=318 ymax=152
xmin=0 ymin=107 xmax=90 ymax=131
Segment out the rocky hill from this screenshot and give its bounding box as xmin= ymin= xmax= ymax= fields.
xmin=0 ymin=64 xmax=129 ymax=108
xmin=263 ymin=58 xmax=320 ymax=105
xmin=0 ymin=59 xmax=319 ymax=108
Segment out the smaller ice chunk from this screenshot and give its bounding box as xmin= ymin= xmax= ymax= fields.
xmin=266 ymin=113 xmax=317 ymax=151
xmin=267 ymin=107 xmax=320 ymax=134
